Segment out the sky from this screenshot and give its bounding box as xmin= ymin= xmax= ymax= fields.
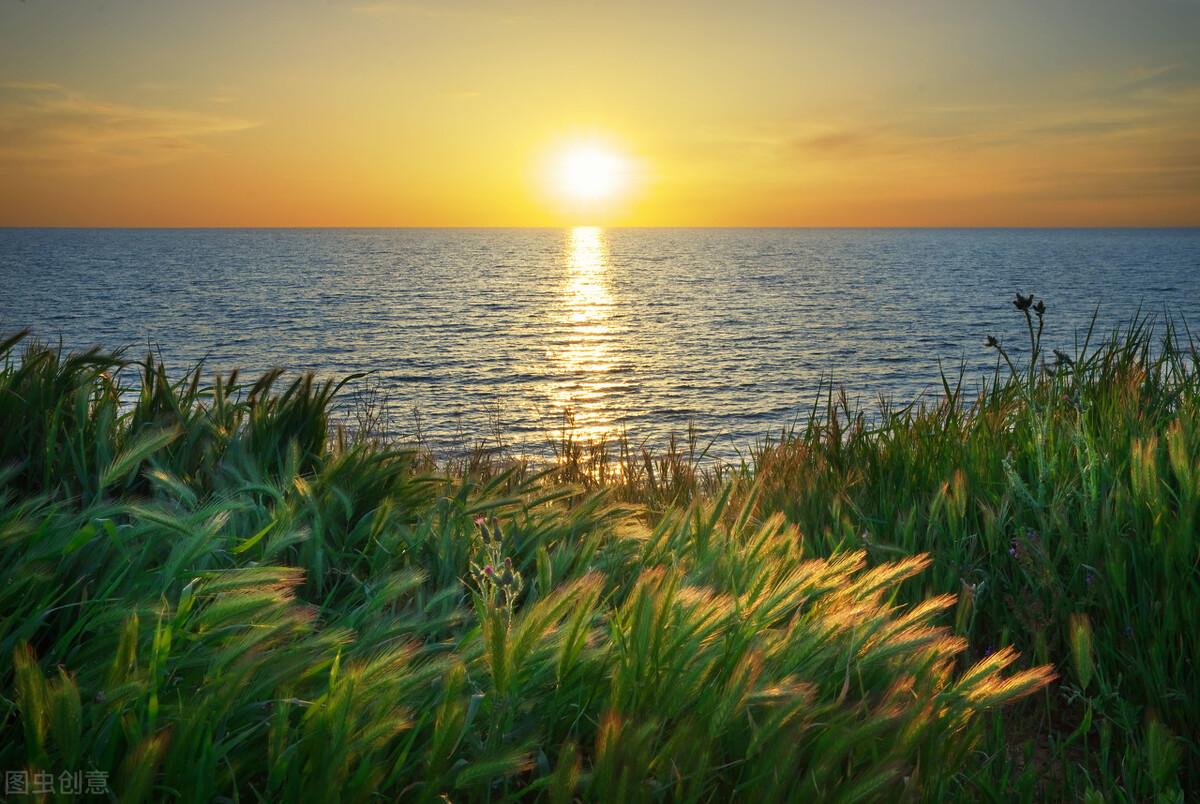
xmin=1 ymin=0 xmax=1198 ymax=227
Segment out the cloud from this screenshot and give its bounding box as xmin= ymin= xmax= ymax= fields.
xmin=789 ymin=61 xmax=1200 ymax=166
xmin=1109 ymin=63 xmax=1199 ymax=97
xmin=791 ymin=125 xmax=961 ymax=161
xmin=798 ymin=130 xmax=873 ymax=153
xmin=0 ymin=82 xmax=257 ymax=174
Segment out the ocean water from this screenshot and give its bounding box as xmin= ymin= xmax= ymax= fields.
xmin=2 ymin=227 xmax=1198 ymax=459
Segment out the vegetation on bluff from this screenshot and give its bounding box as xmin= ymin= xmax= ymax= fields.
xmin=0 ymin=297 xmax=1195 ymax=801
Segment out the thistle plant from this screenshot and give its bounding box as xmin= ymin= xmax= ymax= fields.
xmin=986 ymin=291 xmax=1048 ymax=390
xmin=470 ymin=515 xmax=524 ymax=622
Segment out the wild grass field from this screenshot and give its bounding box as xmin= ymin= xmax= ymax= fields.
xmin=0 ymin=297 xmax=1195 ymax=802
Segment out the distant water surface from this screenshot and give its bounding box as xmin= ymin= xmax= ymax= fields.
xmin=2 ymin=228 xmax=1198 ymax=459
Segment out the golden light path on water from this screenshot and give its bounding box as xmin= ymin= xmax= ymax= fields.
xmin=550 ymin=226 xmax=618 ymax=443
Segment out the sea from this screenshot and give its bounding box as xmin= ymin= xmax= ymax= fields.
xmin=2 ymin=227 xmax=1198 ymax=460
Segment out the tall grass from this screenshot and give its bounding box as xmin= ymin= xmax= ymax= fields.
xmin=740 ymin=302 xmax=1199 ymax=801
xmin=0 ymin=294 xmax=1195 ymax=800
xmin=535 ymin=300 xmax=1199 ymax=800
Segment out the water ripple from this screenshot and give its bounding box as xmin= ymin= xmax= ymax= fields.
xmin=2 ymin=226 xmax=1199 ymax=459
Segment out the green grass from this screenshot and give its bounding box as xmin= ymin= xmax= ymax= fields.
xmin=0 ymin=296 xmax=1195 ymax=801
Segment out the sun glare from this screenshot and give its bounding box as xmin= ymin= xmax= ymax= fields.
xmin=554 ymin=144 xmax=627 ymax=202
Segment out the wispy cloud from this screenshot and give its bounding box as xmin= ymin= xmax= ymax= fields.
xmin=0 ymin=82 xmax=257 ymax=173
xmin=792 ymin=126 xmax=927 ymax=158
xmin=789 ymin=63 xmax=1200 ymax=170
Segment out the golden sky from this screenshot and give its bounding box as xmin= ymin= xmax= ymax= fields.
xmin=1 ymin=0 xmax=1198 ymax=227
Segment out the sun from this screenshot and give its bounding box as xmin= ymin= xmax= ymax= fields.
xmin=554 ymin=144 xmax=627 ymax=202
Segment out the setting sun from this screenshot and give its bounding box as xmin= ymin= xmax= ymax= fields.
xmin=553 ymin=144 xmax=628 ymax=202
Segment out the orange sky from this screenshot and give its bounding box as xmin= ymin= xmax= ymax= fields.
xmin=1 ymin=0 xmax=1198 ymax=227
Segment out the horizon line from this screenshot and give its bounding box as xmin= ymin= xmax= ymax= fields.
xmin=3 ymin=224 xmax=1199 ymax=231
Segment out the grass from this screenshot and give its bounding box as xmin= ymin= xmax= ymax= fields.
xmin=0 ymin=295 xmax=1195 ymax=801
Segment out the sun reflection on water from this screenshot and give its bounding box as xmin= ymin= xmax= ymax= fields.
xmin=551 ymin=226 xmax=618 ymax=442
